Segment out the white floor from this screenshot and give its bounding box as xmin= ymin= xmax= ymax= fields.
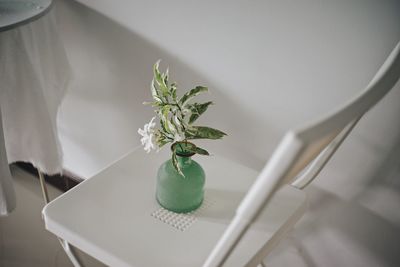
xmin=0 ymin=166 xmax=106 ymax=267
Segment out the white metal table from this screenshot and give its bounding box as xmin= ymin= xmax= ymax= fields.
xmin=43 ymin=148 xmax=306 ymax=267
xmin=0 ymin=0 xmax=52 ymax=32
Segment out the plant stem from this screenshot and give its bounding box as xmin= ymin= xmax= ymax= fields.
xmin=177 ymin=143 xmax=184 ymax=154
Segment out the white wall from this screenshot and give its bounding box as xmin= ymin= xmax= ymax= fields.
xmin=56 ymin=0 xmax=400 ymax=178
xmin=55 ymin=0 xmax=400 ymax=265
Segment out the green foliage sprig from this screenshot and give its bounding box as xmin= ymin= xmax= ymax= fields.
xmin=138 ymin=60 xmax=226 ymax=175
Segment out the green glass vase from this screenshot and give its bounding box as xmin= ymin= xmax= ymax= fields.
xmin=156 ymin=142 xmax=205 ymax=213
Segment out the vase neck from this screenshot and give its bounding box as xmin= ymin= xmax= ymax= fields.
xmin=177 ymin=155 xmax=192 ymax=166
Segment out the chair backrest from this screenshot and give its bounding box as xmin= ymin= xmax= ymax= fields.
xmin=203 ymin=41 xmax=400 ymax=267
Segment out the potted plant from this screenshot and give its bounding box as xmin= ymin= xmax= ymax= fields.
xmin=138 ymin=60 xmax=226 ymax=213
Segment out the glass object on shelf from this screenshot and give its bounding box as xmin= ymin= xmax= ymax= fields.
xmin=156 ymin=142 xmax=206 ymax=213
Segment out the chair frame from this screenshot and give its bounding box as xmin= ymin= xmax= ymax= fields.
xmin=203 ymin=41 xmax=400 ymax=267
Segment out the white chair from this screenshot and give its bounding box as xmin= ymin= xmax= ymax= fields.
xmin=43 ymin=41 xmax=400 ymax=267
xmin=204 ymin=41 xmax=400 ymax=267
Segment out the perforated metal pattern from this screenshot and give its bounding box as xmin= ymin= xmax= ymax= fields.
xmin=151 ymin=198 xmax=213 ymax=231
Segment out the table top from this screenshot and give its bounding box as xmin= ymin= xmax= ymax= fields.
xmin=43 ymin=148 xmax=306 ymax=267
xmin=0 ymin=0 xmax=52 ymax=32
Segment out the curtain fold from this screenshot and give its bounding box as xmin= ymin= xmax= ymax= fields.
xmin=0 ymin=10 xmax=71 ymax=215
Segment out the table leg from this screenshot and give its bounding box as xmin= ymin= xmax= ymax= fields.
xmin=0 ymin=107 xmax=16 ymax=215
xmin=38 ymin=170 xmax=84 ymax=267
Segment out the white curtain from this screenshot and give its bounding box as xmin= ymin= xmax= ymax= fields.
xmin=0 ymin=10 xmax=71 ymax=215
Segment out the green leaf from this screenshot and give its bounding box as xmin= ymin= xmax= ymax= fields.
xmin=171 ymin=83 xmax=177 ymax=101
xmin=157 ymin=139 xmax=169 ymax=148
xmin=163 ymin=68 xmax=169 ymax=86
xmin=168 ymin=117 xmax=179 ymax=135
xmin=159 ymin=105 xmax=175 ymax=134
xmin=142 ymin=101 xmax=160 ymax=106
xmin=186 ymin=126 xmax=227 ymax=140
xmin=150 ymin=79 xmax=160 ymax=101
xmin=194 ymin=146 xmax=210 ymax=155
xmin=159 ymin=119 xmax=168 ymax=134
xmin=161 ymin=105 xmax=171 ymax=118
xmin=153 ymin=60 xmax=169 ymax=96
xmin=159 ymin=123 xmax=174 ymax=140
xmin=162 ymin=119 xmax=174 ymax=135
xmin=160 ymin=105 xmax=171 ymax=126
xmin=155 ymin=131 xmax=171 ymax=148
xmin=173 ymin=114 xmax=182 ymax=128
xmin=179 ymin=86 xmax=208 ymax=107
xmin=185 ymin=146 xmax=209 ymax=155
xmin=172 ymin=150 xmax=184 ymax=177
xmin=188 ymin=101 xmax=213 ymax=124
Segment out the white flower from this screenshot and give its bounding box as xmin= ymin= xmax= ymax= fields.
xmin=138 ymin=117 xmax=157 ymax=153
